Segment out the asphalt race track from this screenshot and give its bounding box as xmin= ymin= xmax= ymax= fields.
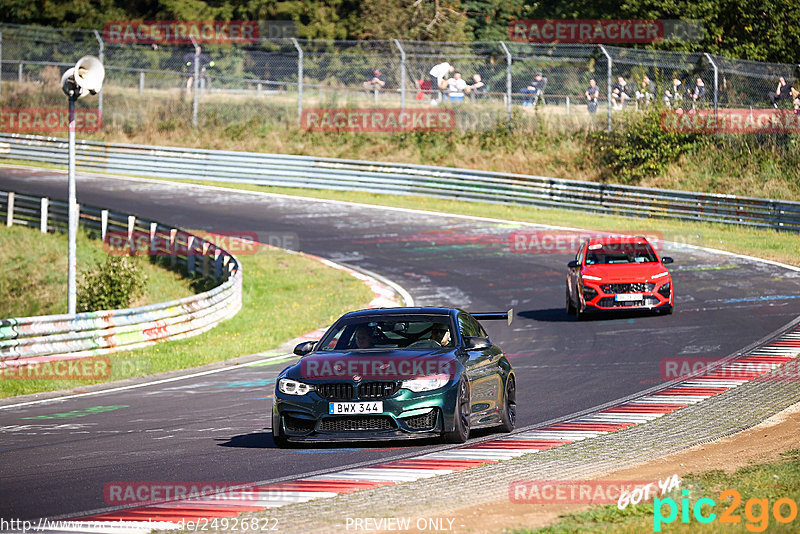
xmin=2 ymin=167 xmax=800 ymax=521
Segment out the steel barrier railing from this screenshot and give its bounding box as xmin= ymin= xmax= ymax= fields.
xmin=1 ymin=133 xmax=799 ymax=231
xmin=0 ymin=189 xmax=243 ymax=364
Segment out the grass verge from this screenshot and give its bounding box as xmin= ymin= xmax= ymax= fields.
xmin=0 ymin=225 xmax=193 ymax=318
xmin=0 ymin=243 xmax=375 ymax=398
xmin=519 ymin=449 xmax=800 ymax=533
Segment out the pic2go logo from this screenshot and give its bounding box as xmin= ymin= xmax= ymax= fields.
xmin=654 ymin=489 xmax=799 ymax=532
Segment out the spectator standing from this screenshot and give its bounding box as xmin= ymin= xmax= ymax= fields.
xmin=521 ymin=72 xmax=547 ymax=107
xmin=611 ymin=76 xmax=630 ymax=110
xmin=635 ymin=75 xmax=656 ymax=109
xmin=585 ymin=78 xmax=599 ymax=113
xmin=691 ymin=78 xmax=706 ymax=109
xmin=429 ymin=61 xmax=455 ymax=104
xmin=466 ymin=73 xmax=487 ymax=100
xmin=792 ymin=86 xmax=800 ymax=114
xmin=363 ymin=69 xmax=386 ymax=90
xmin=183 ymin=48 xmax=215 ymax=95
xmin=663 ymin=77 xmax=683 ymax=109
xmin=769 ymin=76 xmax=793 ymax=108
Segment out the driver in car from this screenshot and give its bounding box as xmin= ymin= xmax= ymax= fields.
xmin=354 ymin=326 xmax=374 ymax=349
xmin=431 ymin=324 xmax=451 ymax=346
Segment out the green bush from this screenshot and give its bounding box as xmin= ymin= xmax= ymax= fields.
xmin=77 ymin=256 xmax=147 ymax=312
xmin=591 ymin=109 xmax=707 ymax=184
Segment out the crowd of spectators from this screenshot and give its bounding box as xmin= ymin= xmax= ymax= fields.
xmin=364 ymin=61 xmax=798 ymax=115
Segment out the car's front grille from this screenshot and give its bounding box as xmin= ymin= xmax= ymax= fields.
xmin=402 ymin=410 xmax=437 ymax=430
xmin=283 ymin=414 xmax=315 ymax=433
xmin=601 ymin=282 xmax=655 ymax=293
xmin=319 ymin=416 xmax=395 ymax=432
xmin=359 ymin=381 xmax=400 ymax=399
xmin=316 ymin=383 xmax=354 ymax=400
xmin=597 ymin=296 xmax=660 ymax=308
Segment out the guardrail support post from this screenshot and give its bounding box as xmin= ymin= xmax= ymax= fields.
xmin=214 ymin=250 xmax=222 ymax=280
xmin=149 ymin=222 xmax=158 ymax=256
xmin=202 ymin=242 xmax=210 ymax=278
xmin=101 ymin=209 xmax=108 ymax=241
xmin=187 ymin=235 xmax=195 ymax=274
xmin=40 ymin=197 xmax=48 ymax=233
xmin=291 ymin=38 xmax=303 ymax=126
xmin=499 ymin=41 xmax=513 ymax=121
xmin=127 ymin=215 xmax=136 ymax=255
xmin=170 ymin=228 xmax=178 ymax=267
xmin=6 ymin=192 xmax=14 ymax=226
xmin=598 ymin=45 xmax=613 ymax=132
xmin=393 ymin=39 xmax=406 ymax=110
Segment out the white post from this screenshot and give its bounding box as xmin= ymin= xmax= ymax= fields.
xmin=139 ymin=71 xmax=144 ymax=94
xmin=40 ymin=197 xmax=48 ymax=233
xmin=94 ymin=30 xmax=104 ymax=121
xmin=566 ymin=96 xmax=570 ymax=115
xmin=190 ymin=36 xmax=200 ymax=128
xmin=150 ymin=221 xmax=158 ymax=255
xmin=68 ymin=98 xmax=77 ymax=315
xmin=393 ymin=39 xmax=406 ymax=110
xmin=499 ymin=41 xmax=513 ymax=121
xmin=187 ymin=235 xmax=196 ymax=274
xmin=291 ymin=38 xmax=303 ymax=125
xmin=6 ymin=191 xmax=14 ymax=227
xmin=170 ymin=228 xmax=178 ymax=267
xmin=127 ymin=215 xmax=136 ymax=255
xmin=101 ymin=209 xmax=108 ymax=241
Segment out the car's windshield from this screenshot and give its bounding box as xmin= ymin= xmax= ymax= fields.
xmin=584 ymin=242 xmax=658 ymax=265
xmin=318 ymin=315 xmax=454 ymax=351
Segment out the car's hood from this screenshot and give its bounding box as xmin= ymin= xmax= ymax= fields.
xmin=282 ymin=349 xmax=459 ymax=382
xmin=582 ymin=263 xmax=670 ymax=282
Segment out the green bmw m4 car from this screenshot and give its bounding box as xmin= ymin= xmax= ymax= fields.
xmin=272 ymin=307 xmax=516 ymax=447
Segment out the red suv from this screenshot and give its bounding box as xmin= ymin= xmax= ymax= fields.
xmin=566 ymin=236 xmax=673 ymax=319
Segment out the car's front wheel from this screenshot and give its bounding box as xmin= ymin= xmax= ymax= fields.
xmin=566 ymin=289 xmax=576 ymax=315
xmin=498 ymin=375 xmax=516 ymax=433
xmin=443 ymin=379 xmax=471 ymax=443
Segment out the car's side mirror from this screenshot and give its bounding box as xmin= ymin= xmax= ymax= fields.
xmin=464 ymin=336 xmax=491 ymax=350
xmin=662 ymin=257 xmax=674 ymax=264
xmin=567 ymin=260 xmax=579 ymax=268
xmin=293 ymin=341 xmax=316 ymax=356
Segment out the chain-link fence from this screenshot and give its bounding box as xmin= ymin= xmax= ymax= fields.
xmin=1 ymin=22 xmax=798 ymax=133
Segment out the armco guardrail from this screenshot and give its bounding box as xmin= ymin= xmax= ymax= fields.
xmin=1 ymin=133 xmax=800 ymax=231
xmin=0 ymin=190 xmax=242 ymax=365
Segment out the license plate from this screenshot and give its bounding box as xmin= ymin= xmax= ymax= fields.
xmin=615 ymin=293 xmax=643 ymax=302
xmin=329 ymin=401 xmax=383 ymax=415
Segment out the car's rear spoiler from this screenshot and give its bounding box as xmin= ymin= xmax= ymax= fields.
xmin=472 ymin=309 xmax=513 ymax=326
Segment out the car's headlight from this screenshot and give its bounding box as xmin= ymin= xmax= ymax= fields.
xmin=582 ymin=274 xmax=602 ymax=281
xmin=652 ymin=272 xmax=670 ymax=279
xmin=278 ymin=378 xmax=314 ymax=396
xmin=401 ymin=375 xmax=450 ymax=392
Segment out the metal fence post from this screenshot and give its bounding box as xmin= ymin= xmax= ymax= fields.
xmin=139 ymin=71 xmax=144 ymax=94
xmin=94 ymin=30 xmax=104 ymax=120
xmin=394 ymin=39 xmax=406 ymax=110
xmin=598 ymin=45 xmax=613 ymax=131
xmin=190 ymin=36 xmax=200 ymax=128
xmin=18 ymin=62 xmax=22 ymax=84
xmin=291 ymin=38 xmax=303 ymax=125
xmin=704 ymin=52 xmax=719 ymax=114
xmin=499 ymin=41 xmax=512 ymax=121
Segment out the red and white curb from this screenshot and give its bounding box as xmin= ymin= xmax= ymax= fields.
xmin=41 ymin=326 xmax=799 ymax=533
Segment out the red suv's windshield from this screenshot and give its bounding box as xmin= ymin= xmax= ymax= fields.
xmin=585 ymin=242 xmax=658 ymax=265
